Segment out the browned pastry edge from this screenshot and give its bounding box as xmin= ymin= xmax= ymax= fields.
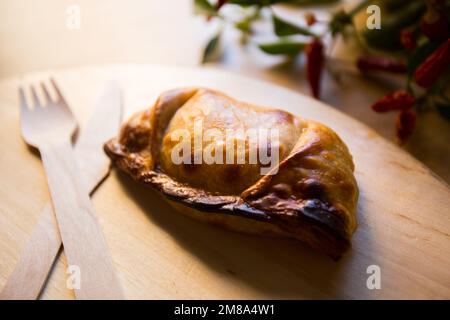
xmin=105 ymin=138 xmax=351 ymax=260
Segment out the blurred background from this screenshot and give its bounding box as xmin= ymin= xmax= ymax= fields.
xmin=0 ymin=0 xmax=449 ymax=182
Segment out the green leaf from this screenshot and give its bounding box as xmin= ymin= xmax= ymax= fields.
xmin=194 ymin=0 xmax=215 ymax=15
xmin=234 ymin=6 xmax=261 ymax=34
xmin=272 ymin=14 xmax=315 ymax=37
xmin=258 ymin=40 xmax=306 ymax=55
xmin=202 ymin=33 xmax=221 ymax=63
xmin=235 ymin=19 xmax=251 ymax=33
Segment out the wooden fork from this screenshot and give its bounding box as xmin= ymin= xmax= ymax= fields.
xmin=18 ymin=80 xmax=124 ymax=299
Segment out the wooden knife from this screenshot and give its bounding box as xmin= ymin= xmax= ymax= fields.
xmin=0 ymin=82 xmax=123 ymax=300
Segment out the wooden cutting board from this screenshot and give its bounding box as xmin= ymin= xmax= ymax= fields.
xmin=0 ymin=64 xmax=449 ymax=299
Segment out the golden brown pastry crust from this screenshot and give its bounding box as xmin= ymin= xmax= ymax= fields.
xmin=104 ymin=88 xmax=359 ymax=259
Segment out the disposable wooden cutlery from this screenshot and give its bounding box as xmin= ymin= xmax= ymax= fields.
xmin=7 ymin=80 xmax=124 ymax=299
xmin=0 ymin=81 xmax=123 ymax=300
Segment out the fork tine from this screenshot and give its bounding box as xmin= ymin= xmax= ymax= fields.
xmin=50 ymin=78 xmax=66 ymax=104
xmin=41 ymin=82 xmax=52 ymax=105
xmin=30 ymin=86 xmax=41 ymax=109
xmin=19 ymin=86 xmax=29 ymax=116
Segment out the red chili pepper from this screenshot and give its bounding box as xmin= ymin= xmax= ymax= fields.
xmin=305 ymin=12 xmax=317 ymax=26
xmin=305 ymin=38 xmax=324 ymax=99
xmin=400 ymin=30 xmax=417 ymax=51
xmin=414 ymin=39 xmax=450 ymax=88
xmin=357 ymin=55 xmax=407 ymax=73
xmin=371 ymin=90 xmax=415 ymax=113
xmin=396 ymin=109 xmax=416 ymax=144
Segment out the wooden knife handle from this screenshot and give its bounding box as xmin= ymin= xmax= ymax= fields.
xmin=0 ymin=151 xmax=114 ymax=300
xmin=0 ymin=203 xmax=60 ymax=300
xmin=38 ymin=141 xmax=123 ymax=300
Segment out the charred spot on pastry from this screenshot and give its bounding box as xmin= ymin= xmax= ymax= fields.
xmin=300 ymin=199 xmax=347 ymax=239
xmin=271 ymin=183 xmax=292 ymax=199
xmin=259 ymin=193 xmax=282 ymax=207
xmin=294 ymin=178 xmax=326 ymax=200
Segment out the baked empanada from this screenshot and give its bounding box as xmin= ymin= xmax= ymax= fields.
xmin=105 ymin=88 xmax=358 ymax=259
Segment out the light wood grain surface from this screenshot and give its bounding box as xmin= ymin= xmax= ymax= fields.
xmin=0 ymin=64 xmax=449 ymax=299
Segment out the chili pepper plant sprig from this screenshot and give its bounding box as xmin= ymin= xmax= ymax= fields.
xmin=195 ymin=0 xmax=450 ymax=144
xmin=357 ymin=0 xmax=450 ymax=144
xmin=195 ymin=0 xmax=364 ymax=96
